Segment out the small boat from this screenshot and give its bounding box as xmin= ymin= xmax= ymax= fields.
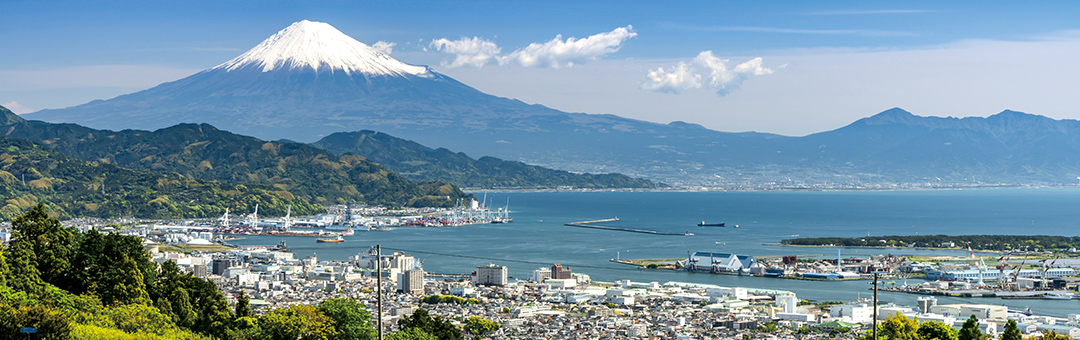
xmin=272 ymin=239 xmax=290 ymax=252
xmin=1043 ymin=295 xmax=1073 ymax=300
xmin=316 ymin=236 xmax=344 ymax=243
xmin=697 ymin=221 xmax=725 ymax=227
xmin=341 ymin=228 xmax=354 ymax=236
xmin=733 ymin=224 xmax=740 ymax=228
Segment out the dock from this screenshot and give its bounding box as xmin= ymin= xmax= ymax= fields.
xmin=565 ymin=218 xmax=690 ymax=236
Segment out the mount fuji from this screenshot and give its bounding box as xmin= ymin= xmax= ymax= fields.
xmin=27 ymin=21 xmax=1080 ymax=186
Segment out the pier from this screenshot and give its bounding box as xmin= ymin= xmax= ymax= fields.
xmin=565 ymin=218 xmax=690 ymax=236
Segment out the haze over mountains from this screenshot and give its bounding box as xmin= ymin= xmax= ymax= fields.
xmin=26 ymin=20 xmax=1080 ymax=188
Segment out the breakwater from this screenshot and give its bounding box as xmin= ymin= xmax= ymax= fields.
xmin=565 ymin=218 xmax=690 ymax=236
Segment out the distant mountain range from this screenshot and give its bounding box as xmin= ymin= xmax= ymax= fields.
xmin=23 ymin=21 xmax=1080 ymax=187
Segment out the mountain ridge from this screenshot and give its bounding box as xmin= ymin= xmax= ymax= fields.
xmin=0 ymin=112 xmax=473 ymax=207
xmin=311 ymin=130 xmax=658 ymax=189
xmin=0 ymin=135 xmax=322 ymax=220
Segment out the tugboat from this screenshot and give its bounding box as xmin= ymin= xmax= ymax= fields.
xmin=316 ymin=236 xmax=344 ymax=243
xmin=697 ymin=221 xmax=725 ymax=227
xmin=272 ymin=239 xmax=290 ymax=252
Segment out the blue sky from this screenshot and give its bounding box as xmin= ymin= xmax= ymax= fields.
xmin=3 ymin=1 xmax=1080 ymax=136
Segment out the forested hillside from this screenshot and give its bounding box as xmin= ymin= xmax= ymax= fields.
xmin=0 ymin=136 xmax=320 ymax=220
xmin=1 ymin=106 xmax=471 ymax=209
xmin=313 ymin=130 xmax=658 ymax=189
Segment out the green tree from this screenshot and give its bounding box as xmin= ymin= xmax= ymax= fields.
xmin=386 ymin=327 xmax=437 ymax=340
xmin=1001 ymin=320 xmax=1021 ymax=340
xmin=758 ymin=320 xmax=778 ymax=333
xmin=1035 ymin=331 xmax=1072 ymax=340
xmin=958 ymin=315 xmax=987 ymax=340
xmin=317 ymin=298 xmax=376 ymax=340
xmin=397 ymin=308 xmax=463 ymax=340
xmin=463 ymin=316 xmax=498 ymax=337
xmin=105 ymin=303 xmax=175 ymax=335
xmin=153 ymin=261 xmax=197 ymax=329
xmin=4 ymin=239 xmax=44 ymax=297
xmin=877 ymin=313 xmax=919 ymax=340
xmin=0 ymin=244 xmax=9 ymax=288
xmin=259 ymin=304 xmax=338 ymax=340
xmin=71 ymin=230 xmax=156 ymax=306
xmin=184 ymin=275 xmax=234 ymax=339
xmin=10 ymin=204 xmax=76 ymax=288
xmin=226 ymin=316 xmax=262 ymax=340
xmin=918 ymin=320 xmax=958 ymax=340
xmin=235 ymin=290 xmax=253 ymax=319
xmin=0 ymin=302 xmax=73 ymax=340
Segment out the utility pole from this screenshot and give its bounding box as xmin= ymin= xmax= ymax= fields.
xmin=868 ymin=273 xmax=876 ymax=340
xmin=376 ymin=244 xmax=383 ymax=340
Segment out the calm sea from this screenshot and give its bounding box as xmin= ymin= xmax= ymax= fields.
xmin=232 ymin=188 xmax=1080 ymax=316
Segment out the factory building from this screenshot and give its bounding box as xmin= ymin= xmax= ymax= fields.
xmin=678 ymin=252 xmax=756 ymax=273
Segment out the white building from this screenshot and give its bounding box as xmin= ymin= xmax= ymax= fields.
xmin=532 ymin=267 xmax=552 ymax=282
xmin=830 ymin=304 xmax=874 ymax=323
xmin=705 ymin=287 xmax=748 ymax=300
xmin=776 ymin=293 xmax=798 ymax=314
xmin=473 ymin=263 xmax=508 ymax=286
xmin=396 ymin=269 xmax=424 ymax=294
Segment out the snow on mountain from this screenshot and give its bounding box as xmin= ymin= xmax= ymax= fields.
xmin=213 ymin=20 xmax=429 ymax=77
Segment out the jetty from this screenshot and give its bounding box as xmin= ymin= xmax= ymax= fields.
xmin=565 ymin=218 xmax=690 ymax=236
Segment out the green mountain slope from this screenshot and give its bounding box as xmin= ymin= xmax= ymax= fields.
xmin=0 ymin=136 xmax=321 ymax=220
xmin=312 ymin=130 xmax=658 ymax=189
xmin=0 ymin=107 xmax=470 ymax=208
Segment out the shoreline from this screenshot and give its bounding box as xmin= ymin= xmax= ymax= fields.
xmin=464 ymin=184 xmax=1079 ymax=194
xmin=765 ymin=243 xmax=994 ymax=253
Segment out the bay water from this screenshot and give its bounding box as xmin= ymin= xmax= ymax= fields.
xmin=232 ymin=188 xmax=1080 ymax=316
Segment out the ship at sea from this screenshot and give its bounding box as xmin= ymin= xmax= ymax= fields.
xmin=698 ymin=221 xmax=725 ymax=227
xmin=316 ymin=236 xmax=344 ymax=243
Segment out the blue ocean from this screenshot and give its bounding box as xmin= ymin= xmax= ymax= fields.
xmin=232 ymin=188 xmax=1080 ymax=316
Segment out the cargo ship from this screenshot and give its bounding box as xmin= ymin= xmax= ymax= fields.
xmin=316 ymin=236 xmax=344 ymax=243
xmin=698 ymin=221 xmax=725 ymax=227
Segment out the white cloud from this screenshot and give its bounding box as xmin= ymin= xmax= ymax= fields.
xmin=641 ymin=51 xmax=775 ymax=96
xmin=2 ymin=101 xmax=32 ymax=114
xmin=639 ymin=62 xmax=701 ymax=93
xmin=430 ymin=37 xmax=502 ymax=68
xmin=371 ymin=41 xmax=396 ymax=54
xmin=499 ymin=26 xmax=637 ymax=68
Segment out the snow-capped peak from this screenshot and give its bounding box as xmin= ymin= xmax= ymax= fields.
xmin=213 ymin=20 xmax=428 ymax=76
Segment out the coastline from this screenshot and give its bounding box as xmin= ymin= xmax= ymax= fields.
xmin=463 ymin=184 xmax=1079 ymax=194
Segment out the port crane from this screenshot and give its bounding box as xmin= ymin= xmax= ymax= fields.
xmin=218 ymin=208 xmax=230 ymax=227
xmin=967 ymin=243 xmax=987 ymax=286
xmin=996 ymin=255 xmax=1010 ymax=286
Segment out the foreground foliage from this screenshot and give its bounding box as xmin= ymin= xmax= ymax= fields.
xmin=0 ymin=205 xmax=480 ymax=340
